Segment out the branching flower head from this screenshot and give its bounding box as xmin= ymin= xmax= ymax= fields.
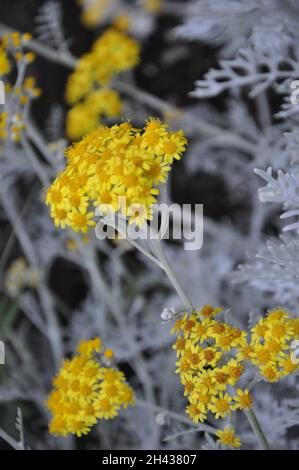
xmin=46 ymin=119 xmax=187 ymax=231
xmin=66 ymin=27 xmax=140 ymax=105
xmin=46 ymin=337 xmax=134 ymax=437
xmin=0 ymin=33 xmax=41 ymax=143
xmin=171 ymin=305 xmax=299 ymax=445
xmin=65 ymin=26 xmax=140 ymax=139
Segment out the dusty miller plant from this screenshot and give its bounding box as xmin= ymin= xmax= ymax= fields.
xmin=0 ymin=0 xmax=298 ymax=450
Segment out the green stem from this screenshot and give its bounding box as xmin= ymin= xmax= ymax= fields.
xmin=244 ymin=409 xmax=270 ymax=450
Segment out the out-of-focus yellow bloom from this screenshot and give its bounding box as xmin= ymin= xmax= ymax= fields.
xmin=46 ymin=338 xmax=134 ymax=437
xmin=65 ymin=27 xmax=138 ymax=139
xmin=233 ymin=389 xmax=253 ymax=410
xmin=77 ymin=0 xmax=116 ymax=28
xmin=113 ymin=14 xmax=131 ymax=32
xmin=141 ymin=0 xmax=162 ymax=14
xmin=46 ymin=119 xmax=187 ymax=231
xmin=66 ymin=88 xmax=122 ymax=140
xmin=0 ymin=47 xmax=11 ymax=76
xmin=66 ymin=103 xmax=99 ymax=141
xmin=66 ymin=27 xmax=140 ymax=105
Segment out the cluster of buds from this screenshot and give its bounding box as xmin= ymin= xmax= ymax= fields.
xmin=0 ymin=112 xmax=26 ymax=144
xmin=0 ymin=33 xmax=41 ymax=145
xmin=1 ymin=32 xmax=35 ymax=64
xmin=13 ymin=77 xmax=42 ymax=107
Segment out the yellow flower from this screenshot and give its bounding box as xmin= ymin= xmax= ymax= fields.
xmin=290 ymin=318 xmax=299 ymax=337
xmin=195 ymin=369 xmax=218 ymax=395
xmin=186 ymin=402 xmax=207 ymax=423
xmin=46 ymin=338 xmax=134 ymax=437
xmin=267 ymin=308 xmax=289 ymax=322
xmin=68 ymin=210 xmax=96 ymax=233
xmin=209 ymin=392 xmax=233 ymax=419
xmin=278 ymin=353 xmax=299 ymax=375
xmin=103 ymin=348 xmax=114 ymax=359
xmin=162 ymin=130 xmax=188 ymax=163
xmin=224 ymin=359 xmax=245 ymax=385
xmin=201 ymin=347 xmax=222 ymax=368
xmin=251 ymin=318 xmax=268 ymax=344
xmin=265 ymin=318 xmax=293 ymax=344
xmin=214 ymin=333 xmax=235 ymax=351
xmin=260 ymin=364 xmax=280 ymax=382
xmin=236 ymin=343 xmax=254 ymax=362
xmin=66 ymin=28 xmax=139 ymax=104
xmin=113 ymin=14 xmax=131 ymax=32
xmin=233 ymin=389 xmax=253 ymax=410
xmin=183 ymin=341 xmax=203 ymax=369
xmin=250 ymin=344 xmax=274 ymax=366
xmin=190 ymin=318 xmax=213 ymax=343
xmin=46 ymin=120 xmax=187 ymax=230
xmin=216 ymin=426 xmax=241 ymax=448
xmin=66 ymin=103 xmax=99 ymax=140
xmin=66 ymin=88 xmax=122 ymax=140
xmin=77 ymin=338 xmax=102 ymax=357
xmin=175 ymin=355 xmax=192 ymax=376
xmin=171 ymin=317 xmax=185 ymax=334
xmin=182 ymin=314 xmax=198 ymax=338
xmin=86 ymin=88 xmax=122 ymax=117
xmin=172 ymin=335 xmax=186 ymax=357
xmin=172 ymin=304 xmax=299 ymax=432
xmin=213 ymin=367 xmax=230 ymax=391
xmin=180 ymin=373 xmax=197 ymax=396
xmin=94 ymin=395 xmax=119 ymax=419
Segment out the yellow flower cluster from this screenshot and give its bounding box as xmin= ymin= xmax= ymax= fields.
xmin=76 ymin=0 xmax=116 ymax=28
xmin=0 ymin=113 xmax=26 ymax=143
xmin=65 ymin=27 xmax=139 ymax=139
xmin=172 ymin=305 xmax=299 ymax=444
xmin=66 ymin=27 xmax=139 ymax=101
xmin=0 ymin=34 xmax=40 ymax=143
xmin=66 ymin=88 xmax=122 ymax=140
xmin=1 ymin=32 xmax=35 ymax=64
xmin=76 ymin=0 xmax=161 ymax=30
xmin=13 ymin=76 xmax=42 ymax=106
xmin=46 ymin=338 xmax=134 ymax=437
xmin=46 ymin=119 xmax=187 ymax=231
xmin=249 ymin=309 xmax=299 ymax=381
